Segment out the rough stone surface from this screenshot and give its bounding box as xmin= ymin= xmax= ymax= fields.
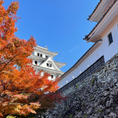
xmin=39 ymin=54 xmax=118 ymax=118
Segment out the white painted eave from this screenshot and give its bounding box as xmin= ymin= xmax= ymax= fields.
xmin=87 ymin=1 xmax=118 ymax=42
xmin=54 ymin=61 xmax=66 ymax=68
xmin=33 ymin=65 xmax=64 ymax=75
xmin=89 ymin=0 xmax=116 ymax=22
xmin=34 ymin=46 xmax=58 ymax=57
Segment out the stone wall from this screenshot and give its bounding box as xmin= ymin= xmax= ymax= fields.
xmin=43 ymin=54 xmax=118 ymax=118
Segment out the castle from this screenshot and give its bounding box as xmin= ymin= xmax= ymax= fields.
xmin=29 ymin=45 xmax=65 ymax=80
xmin=58 ymin=0 xmax=118 ymax=89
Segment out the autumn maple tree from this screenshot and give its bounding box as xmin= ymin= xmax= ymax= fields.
xmin=0 ymin=0 xmax=60 ymax=117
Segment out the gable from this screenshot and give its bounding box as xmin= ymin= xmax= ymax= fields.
xmin=40 ymin=57 xmax=60 ymax=71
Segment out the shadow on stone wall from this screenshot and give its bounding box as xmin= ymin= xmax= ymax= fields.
xmin=39 ymin=54 xmax=118 ymax=118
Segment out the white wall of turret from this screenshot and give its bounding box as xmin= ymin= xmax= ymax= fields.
xmin=33 ymin=51 xmax=49 ymax=59
xmin=40 ymin=71 xmax=56 ymax=81
xmin=30 ymin=48 xmax=63 ymax=81
xmin=59 ymin=22 xmax=118 ymax=88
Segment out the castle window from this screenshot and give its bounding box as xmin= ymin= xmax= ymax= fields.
xmin=37 ymin=53 xmax=40 ymax=56
xmin=47 ymin=63 xmax=52 ymax=67
xmin=51 ymin=75 xmax=53 ymax=78
xmin=108 ymin=32 xmax=113 ymax=45
xmin=40 ymin=54 xmax=43 ymax=57
xmin=34 ymin=61 xmax=37 ymax=65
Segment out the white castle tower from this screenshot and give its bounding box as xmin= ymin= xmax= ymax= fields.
xmin=29 ymin=45 xmax=65 ymax=80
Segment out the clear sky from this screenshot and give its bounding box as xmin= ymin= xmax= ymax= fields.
xmin=4 ymin=0 xmax=99 ymax=72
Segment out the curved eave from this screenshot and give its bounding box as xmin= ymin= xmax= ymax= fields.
xmin=85 ymin=0 xmax=118 ymax=42
xmin=54 ymin=61 xmax=66 ymax=68
xmin=88 ymin=0 xmax=116 ymax=22
xmin=33 ymin=65 xmax=64 ymax=75
xmin=34 ymin=46 xmax=58 ymax=57
xmin=28 ymin=55 xmax=44 ymax=61
xmin=88 ymin=0 xmax=102 ymax=21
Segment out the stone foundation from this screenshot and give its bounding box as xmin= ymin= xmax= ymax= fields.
xmin=40 ymin=54 xmax=118 ymax=118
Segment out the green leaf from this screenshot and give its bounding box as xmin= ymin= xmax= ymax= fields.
xmin=6 ymin=115 xmax=16 ymax=118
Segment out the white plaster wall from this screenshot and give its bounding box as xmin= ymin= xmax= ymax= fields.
xmin=42 ymin=54 xmax=46 ymax=58
xmin=40 ymin=58 xmax=55 ymax=70
xmin=103 ymin=23 xmax=118 ymax=62
xmin=34 ymin=51 xmax=39 ymax=56
xmin=59 ymin=22 xmax=118 ymax=88
xmin=34 ymin=51 xmax=47 ymax=59
xmin=41 ymin=62 xmax=55 ymax=70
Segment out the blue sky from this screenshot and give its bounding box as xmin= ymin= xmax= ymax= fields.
xmin=4 ymin=0 xmax=99 ymax=72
